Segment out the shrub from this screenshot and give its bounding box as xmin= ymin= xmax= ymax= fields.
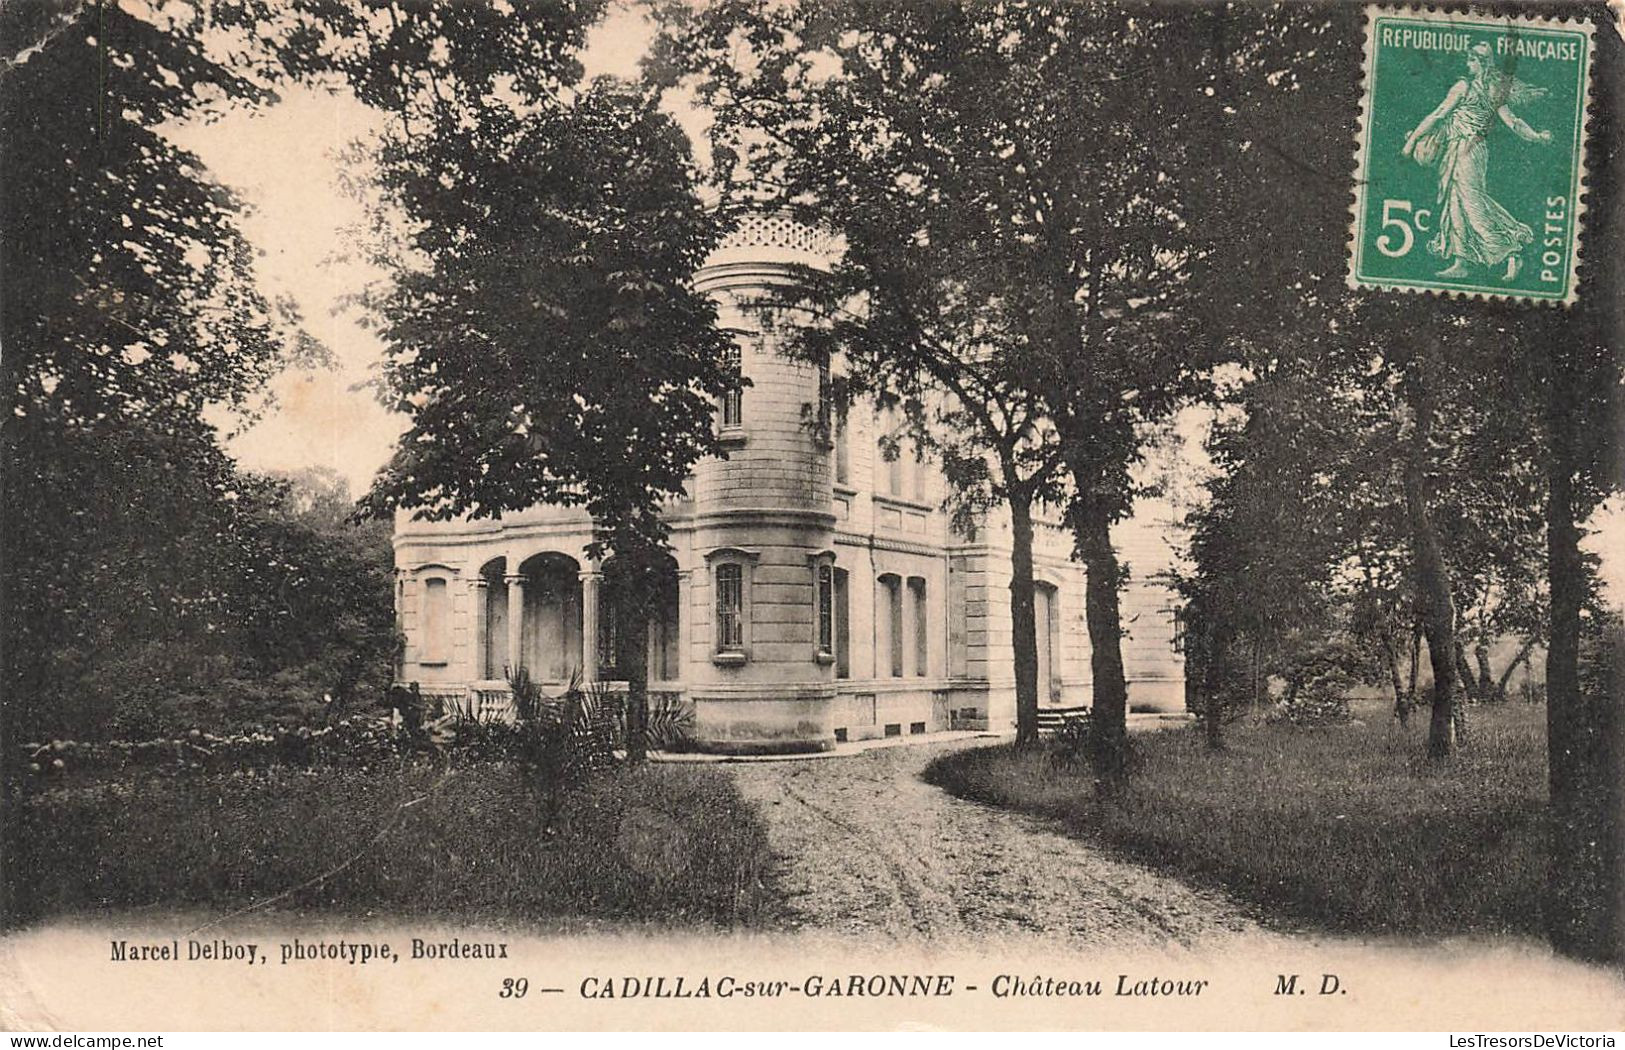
xmin=1048 ymin=709 xmax=1142 ymax=782
xmin=5 ymin=762 xmax=777 ymax=929
xmin=14 ymin=717 xmax=415 ymax=781
xmin=1273 ymin=688 xmax=1352 ymax=726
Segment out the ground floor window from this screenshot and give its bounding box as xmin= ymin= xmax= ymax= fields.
xmin=834 ymin=567 xmax=851 ymax=679
xmin=716 ymin=563 xmax=744 ymax=651
xmin=878 ymin=573 xmax=903 ymax=677
xmin=1035 ymin=582 xmax=1058 ymax=702
xmin=909 ymin=576 xmax=928 ymax=676
xmin=421 ymin=577 xmax=450 ymax=664
xmin=597 ymin=557 xmax=681 ymax=682
xmin=817 ymin=563 xmax=834 ymax=658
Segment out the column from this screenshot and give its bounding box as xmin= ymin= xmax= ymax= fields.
xmin=504 ymin=573 xmax=525 ymax=677
xmin=469 ymin=577 xmax=489 ymax=680
xmin=579 ymin=570 xmax=601 ymax=682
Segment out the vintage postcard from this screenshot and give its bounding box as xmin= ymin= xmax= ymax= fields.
xmin=2 ymin=0 xmax=1622 ymax=1035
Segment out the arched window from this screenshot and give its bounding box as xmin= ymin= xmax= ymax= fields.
xmin=479 ymin=558 xmax=507 ymax=678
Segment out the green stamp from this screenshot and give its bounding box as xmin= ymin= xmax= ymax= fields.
xmin=1350 ymin=7 xmax=1594 ymax=304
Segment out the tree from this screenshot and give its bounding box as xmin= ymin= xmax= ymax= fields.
xmin=658 ymin=1 xmax=1230 ymax=764
xmin=237 ymin=3 xmax=742 ymax=761
xmin=239 ymin=468 xmax=400 ymax=717
xmin=1179 ymin=356 xmax=1347 ymax=741
xmin=1 ymin=1 xmax=320 ymax=741
xmin=1532 ymin=9 xmax=1623 ymax=958
xmin=1184 ymin=0 xmax=1620 ymax=958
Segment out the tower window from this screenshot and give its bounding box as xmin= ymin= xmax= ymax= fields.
xmin=716 ymin=563 xmax=744 ymax=651
xmin=721 ymin=342 xmax=743 ymax=429
xmin=817 ymin=563 xmax=834 ymax=657
xmin=834 ymin=406 xmax=850 ymax=485
xmin=817 ymin=357 xmax=832 ymax=437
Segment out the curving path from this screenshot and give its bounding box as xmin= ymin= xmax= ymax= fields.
xmin=726 ymin=738 xmax=1274 ymax=950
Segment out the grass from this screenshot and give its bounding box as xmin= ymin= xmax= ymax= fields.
xmin=4 ymin=760 xmax=777 ymax=931
xmin=924 ymin=700 xmax=1550 ymax=939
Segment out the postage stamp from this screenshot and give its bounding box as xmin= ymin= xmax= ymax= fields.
xmin=1350 ymin=6 xmax=1594 ymax=304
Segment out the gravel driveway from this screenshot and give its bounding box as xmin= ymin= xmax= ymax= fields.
xmin=726 ymin=738 xmax=1272 ymax=951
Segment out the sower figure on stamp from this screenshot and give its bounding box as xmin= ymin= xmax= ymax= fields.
xmin=1401 ymin=41 xmax=1552 ymax=281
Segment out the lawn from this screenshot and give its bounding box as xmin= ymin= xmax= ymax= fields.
xmin=923 ymin=700 xmax=1550 ymax=939
xmin=3 ymin=760 xmax=777 ymax=931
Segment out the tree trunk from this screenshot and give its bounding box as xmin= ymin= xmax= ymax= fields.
xmin=1543 ymin=400 xmax=1621 ymax=963
xmin=1474 ymin=643 xmax=1495 ymax=698
xmin=1402 ymin=387 xmax=1458 ymax=760
xmin=1454 ymin=639 xmax=1478 ymax=702
xmin=611 ymin=549 xmax=658 ymax=766
xmin=620 ymin=611 xmax=649 ymax=765
xmin=1078 ymin=501 xmax=1129 ymax=793
xmin=1250 ymin=637 xmax=1265 ymax=712
xmin=1008 ymin=493 xmax=1041 ymax=750
xmin=1494 ymin=635 xmax=1537 ymax=701
xmin=1379 ymin=629 xmax=1407 ymax=724
xmin=1200 ymin=616 xmax=1225 ymax=752
xmin=1407 ymin=622 xmax=1423 ymax=721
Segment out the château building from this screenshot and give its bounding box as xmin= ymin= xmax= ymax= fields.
xmin=392 ymin=214 xmax=1185 ymax=753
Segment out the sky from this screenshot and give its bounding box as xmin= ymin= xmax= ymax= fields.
xmin=164 ymin=4 xmax=1622 ymax=604
xmin=167 ymin=2 xmax=668 ymax=497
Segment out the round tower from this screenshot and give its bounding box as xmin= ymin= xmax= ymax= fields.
xmin=685 ymin=213 xmax=840 ymax=753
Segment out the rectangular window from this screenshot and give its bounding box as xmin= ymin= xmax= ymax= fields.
xmin=834 ymin=406 xmax=850 ymax=485
xmin=881 ymin=409 xmax=903 ymax=496
xmin=1172 ymin=607 xmax=1186 ymax=654
xmin=834 ymin=568 xmax=851 ymax=679
xmin=597 ymin=600 xmax=620 ymax=676
xmin=653 ymin=583 xmax=681 ymax=682
xmin=721 ymin=342 xmax=743 ymax=428
xmin=880 ymin=575 xmax=903 ymax=678
xmin=909 ymin=576 xmax=928 ymax=677
xmin=947 ymin=559 xmax=967 ymax=678
xmin=818 ymin=358 xmax=832 ymax=436
xmin=422 ymin=578 xmax=450 ymax=664
xmin=817 ymin=563 xmax=834 ymax=657
xmin=716 ymin=563 xmax=743 ymax=650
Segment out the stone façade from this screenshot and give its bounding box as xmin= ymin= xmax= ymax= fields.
xmin=392 ymin=214 xmax=1186 ymax=753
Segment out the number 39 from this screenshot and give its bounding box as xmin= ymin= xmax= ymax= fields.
xmin=500 ymin=978 xmax=528 ymax=999
xmin=1376 ymin=199 xmax=1433 ymax=258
